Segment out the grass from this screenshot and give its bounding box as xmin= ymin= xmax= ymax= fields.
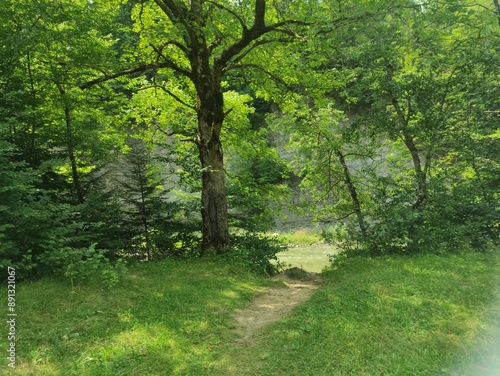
xmin=1 ymin=251 xmax=499 ymax=375
xmin=218 ymin=251 xmax=500 ymax=375
xmin=0 ymin=260 xmax=272 ymax=376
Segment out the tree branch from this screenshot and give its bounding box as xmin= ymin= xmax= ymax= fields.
xmin=264 ymin=19 xmax=310 ymax=33
xmin=157 ymin=39 xmax=189 ymax=57
xmin=134 ymin=84 xmax=196 ymax=110
xmin=154 ymin=0 xmax=188 ymax=24
xmin=154 ymin=0 xmax=196 ymax=45
xmin=152 ymin=122 xmax=197 ymax=143
xmin=155 ymin=85 xmax=196 ymax=110
xmin=227 ymin=63 xmax=293 ymax=90
xmin=206 ymin=0 xmax=248 ymax=32
xmin=227 ymin=38 xmax=295 ymax=67
xmin=148 ymin=43 xmax=192 ymax=76
xmin=208 ymin=27 xmax=224 ymax=53
xmin=214 ymin=1 xmax=309 ymax=71
xmin=79 ymin=61 xmax=191 ymax=90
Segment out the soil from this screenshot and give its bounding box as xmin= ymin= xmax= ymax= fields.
xmin=232 ymin=268 xmax=322 ymax=342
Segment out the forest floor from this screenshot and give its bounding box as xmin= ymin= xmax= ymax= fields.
xmin=232 ymin=270 xmax=322 ymax=343
xmin=3 ymin=250 xmax=499 ymax=375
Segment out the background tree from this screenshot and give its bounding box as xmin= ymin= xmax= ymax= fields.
xmin=268 ymin=0 xmax=499 ymax=252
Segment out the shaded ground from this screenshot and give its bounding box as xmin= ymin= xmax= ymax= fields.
xmin=232 ymin=269 xmax=322 ymax=342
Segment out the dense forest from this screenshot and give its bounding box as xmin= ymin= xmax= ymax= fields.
xmin=1 ymin=0 xmax=499 ymax=282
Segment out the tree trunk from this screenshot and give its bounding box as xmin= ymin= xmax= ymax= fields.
xmin=386 ymin=63 xmax=428 ymax=209
xmin=337 ymin=150 xmax=368 ymax=237
xmin=194 ymin=68 xmax=230 ymax=254
xmin=138 ymin=167 xmax=150 ymax=260
xmin=388 ymin=91 xmax=428 ymax=209
xmin=402 ymin=132 xmax=427 ymax=209
xmin=58 ymin=85 xmax=84 ymax=205
xmin=198 ymin=139 xmax=230 ymax=254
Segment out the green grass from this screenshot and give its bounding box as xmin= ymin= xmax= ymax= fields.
xmin=218 ymin=251 xmax=500 ymax=375
xmin=2 ymin=251 xmax=499 ymax=375
xmin=1 ymin=260 xmax=271 ymax=376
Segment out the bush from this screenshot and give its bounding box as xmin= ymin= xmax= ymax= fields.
xmin=218 ymin=233 xmax=286 ymax=275
xmin=38 ymin=243 xmax=127 ymax=289
xmin=148 ymin=220 xmax=202 ymax=259
xmin=361 ymin=187 xmax=499 ymax=256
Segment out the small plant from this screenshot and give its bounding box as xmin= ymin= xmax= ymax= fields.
xmin=38 ymin=243 xmax=127 ymax=289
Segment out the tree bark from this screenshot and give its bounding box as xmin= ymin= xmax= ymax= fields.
xmin=58 ymin=85 xmax=84 ymax=205
xmin=199 ymin=139 xmax=229 ymax=254
xmin=193 ymin=60 xmax=230 ymax=253
xmin=337 ymin=150 xmax=368 ymax=237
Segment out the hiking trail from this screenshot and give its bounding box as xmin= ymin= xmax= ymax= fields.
xmin=232 ymin=268 xmax=322 ymax=342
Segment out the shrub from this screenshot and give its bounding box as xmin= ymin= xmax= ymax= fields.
xmin=218 ymin=233 xmax=286 ymax=275
xmin=37 ymin=243 xmax=127 ymax=289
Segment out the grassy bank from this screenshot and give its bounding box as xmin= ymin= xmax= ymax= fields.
xmin=220 ymin=251 xmax=500 ymax=375
xmin=2 ymin=251 xmax=499 ymax=375
xmin=270 ymin=228 xmax=323 ymax=245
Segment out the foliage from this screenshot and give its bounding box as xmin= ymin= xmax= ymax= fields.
xmin=218 ymin=233 xmax=287 ymax=275
xmin=0 ymin=140 xmax=37 ymax=273
xmin=275 ymin=0 xmax=500 ymax=254
xmin=364 ymin=179 xmax=500 ymax=255
xmin=38 ymin=243 xmax=127 ymax=289
xmin=225 ymin=96 xmax=290 ymax=231
xmin=75 ymin=187 xmax=130 ymax=253
xmin=1 ymin=0 xmax=499 ymax=275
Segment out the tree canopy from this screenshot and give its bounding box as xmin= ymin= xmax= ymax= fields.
xmin=1 ymin=0 xmax=499 ymax=278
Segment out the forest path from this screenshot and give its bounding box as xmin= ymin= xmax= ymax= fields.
xmin=232 ymin=269 xmax=322 ymax=342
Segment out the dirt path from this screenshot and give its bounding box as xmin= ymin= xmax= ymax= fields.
xmin=232 ymin=269 xmax=322 ymax=342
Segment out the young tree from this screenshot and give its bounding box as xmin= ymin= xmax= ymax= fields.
xmin=274 ymin=103 xmax=373 ymax=238
xmin=120 ymin=141 xmax=169 ymax=259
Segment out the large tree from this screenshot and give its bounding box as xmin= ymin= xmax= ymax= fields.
xmin=82 ymin=0 xmax=307 ymax=253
